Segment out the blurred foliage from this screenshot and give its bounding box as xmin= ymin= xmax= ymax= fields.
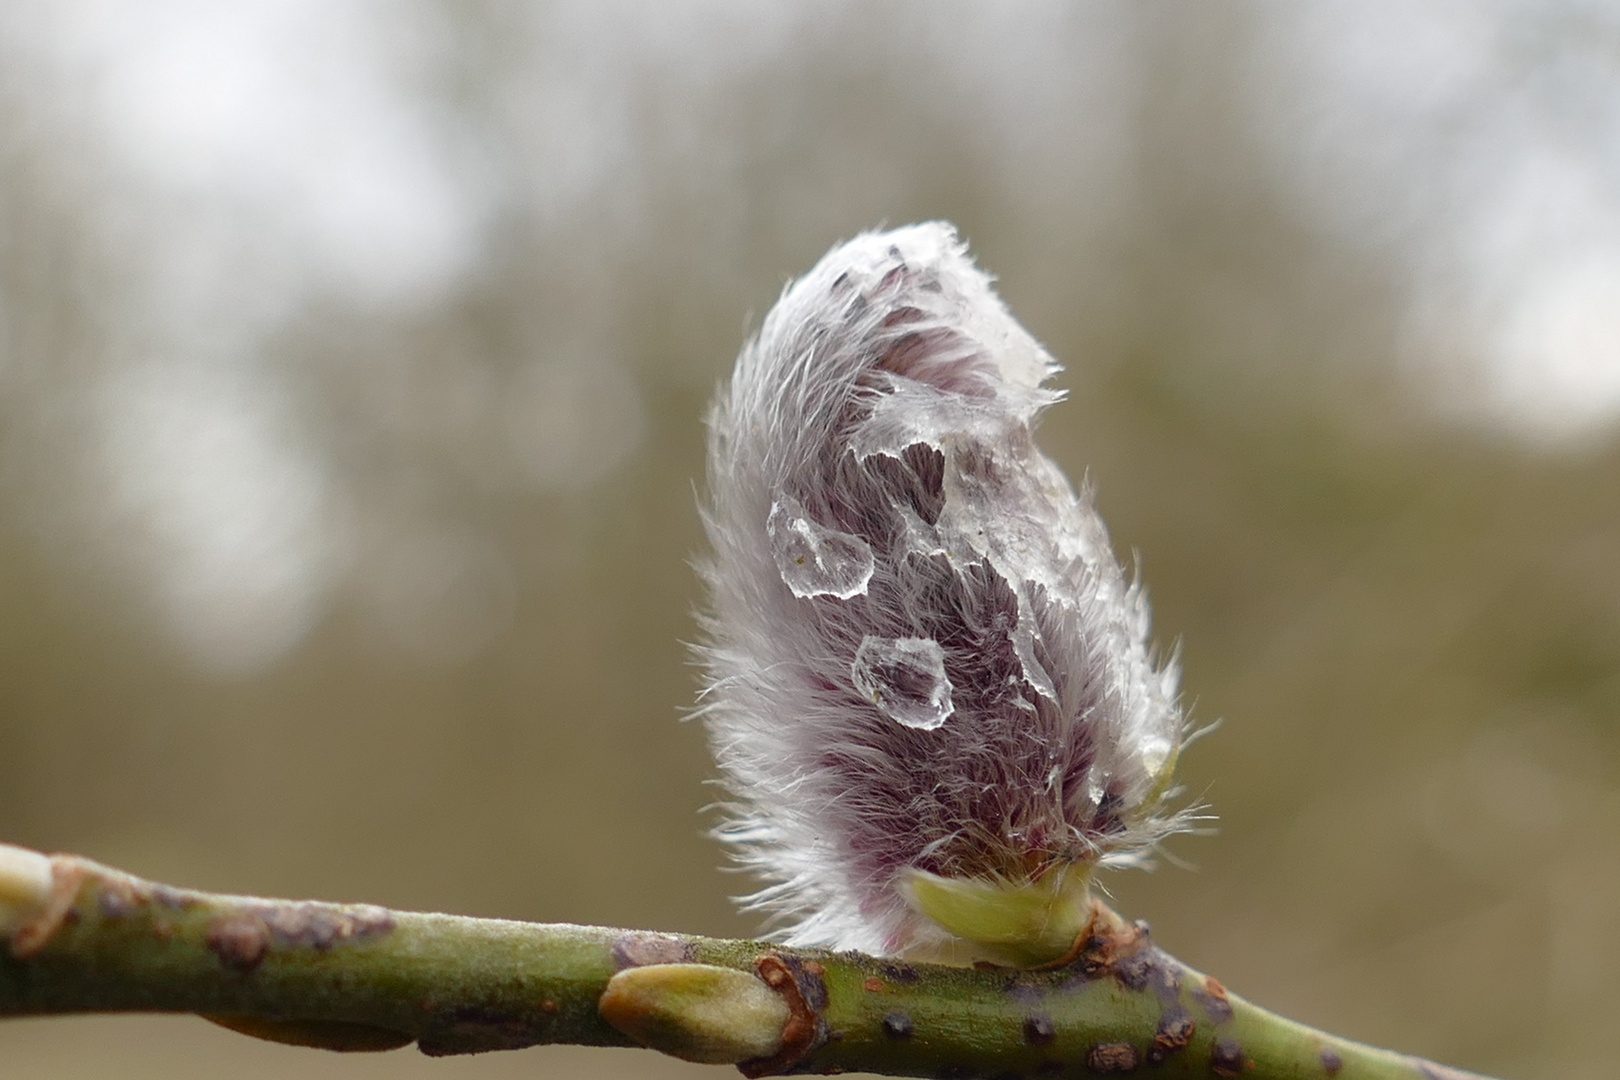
xmin=1 ymin=3 xmax=1617 ymax=1079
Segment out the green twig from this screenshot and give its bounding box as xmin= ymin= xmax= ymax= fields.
xmin=0 ymin=844 xmax=1501 ymax=1079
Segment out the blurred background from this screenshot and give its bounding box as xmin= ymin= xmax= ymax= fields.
xmin=1 ymin=2 xmax=1617 ymax=1078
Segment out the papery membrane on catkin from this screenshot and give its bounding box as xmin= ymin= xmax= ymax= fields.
xmin=698 ymin=223 xmax=1188 ymax=962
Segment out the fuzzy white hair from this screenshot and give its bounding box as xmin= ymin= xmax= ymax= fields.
xmin=697 ymin=223 xmax=1190 ymax=960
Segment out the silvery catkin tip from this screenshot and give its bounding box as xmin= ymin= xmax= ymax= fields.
xmin=697 ymin=222 xmax=1194 ymax=966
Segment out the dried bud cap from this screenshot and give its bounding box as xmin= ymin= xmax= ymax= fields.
xmin=0 ymin=843 xmax=54 ymax=946
xmin=698 ymin=223 xmax=1193 ymax=965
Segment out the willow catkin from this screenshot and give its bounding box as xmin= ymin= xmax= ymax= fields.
xmin=697 ymin=223 xmax=1193 ymax=966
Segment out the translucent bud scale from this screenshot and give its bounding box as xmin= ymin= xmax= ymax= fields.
xmin=697 ymin=223 xmax=1193 ymax=965
xmin=850 ymin=635 xmax=954 ymax=731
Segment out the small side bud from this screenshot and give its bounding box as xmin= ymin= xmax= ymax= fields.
xmin=599 ymin=963 xmax=789 ymax=1064
xmin=0 ymin=843 xmax=55 ymax=946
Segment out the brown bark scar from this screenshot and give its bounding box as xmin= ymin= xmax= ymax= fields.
xmin=738 ymin=952 xmax=826 ymax=1078
xmin=207 ymin=912 xmax=271 ymax=972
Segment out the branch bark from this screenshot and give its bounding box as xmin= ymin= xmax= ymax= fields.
xmin=0 ymin=844 xmax=1502 ymax=1079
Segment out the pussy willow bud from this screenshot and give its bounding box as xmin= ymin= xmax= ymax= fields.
xmin=698 ymin=223 xmax=1193 ymax=967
